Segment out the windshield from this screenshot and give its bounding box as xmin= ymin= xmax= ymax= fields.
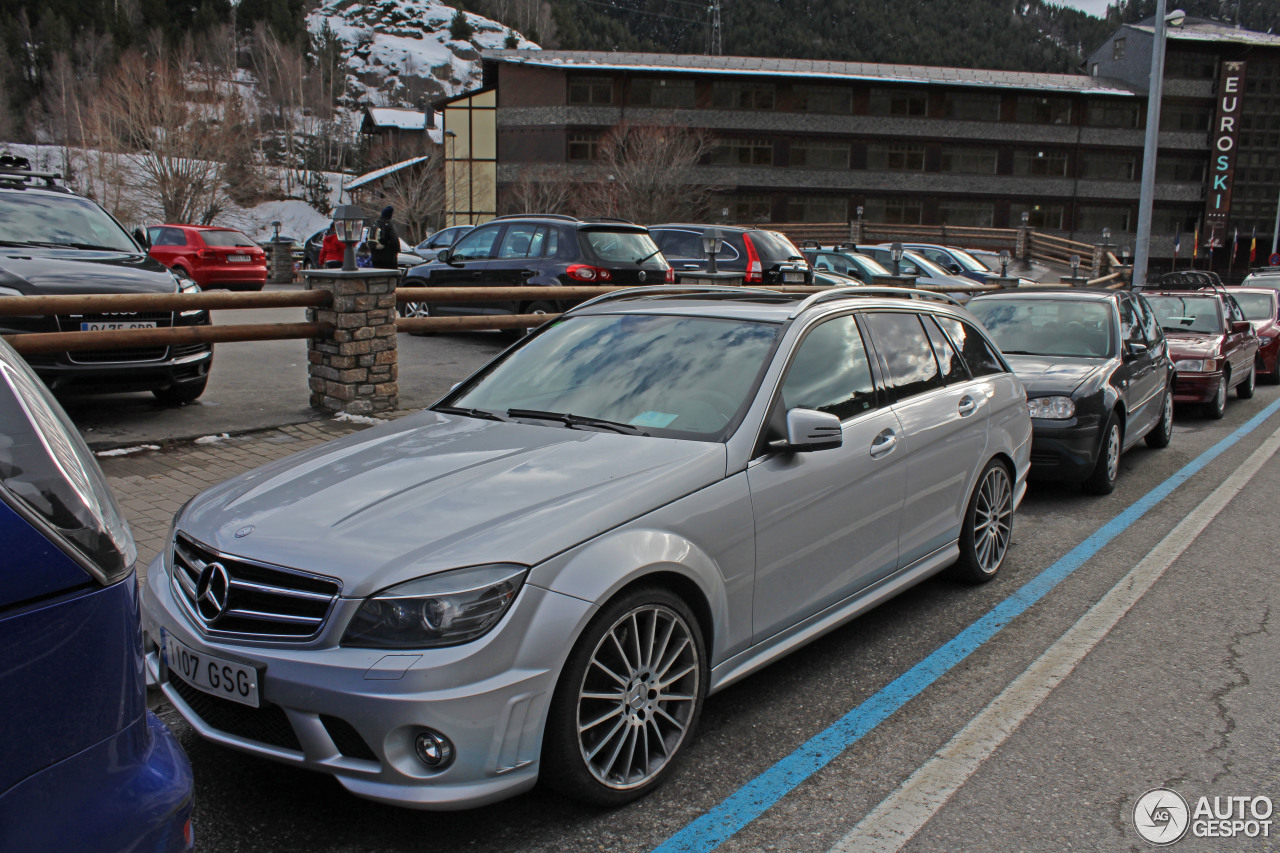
xmin=0 ymin=192 xmax=137 ymax=252
xmin=1233 ymin=292 xmax=1276 ymax=321
xmin=945 ymin=248 xmax=987 ymax=272
xmin=968 ymin=297 xmax=1114 ymax=358
xmin=582 ymin=230 xmax=663 ymax=264
xmin=449 ymin=314 xmax=780 ymax=440
xmin=1145 ymin=295 xmax=1222 ymax=334
xmin=904 ymin=252 xmax=952 ymax=279
xmin=1242 ymin=274 xmax=1280 ymax=291
xmin=200 ymin=230 xmax=257 ymax=248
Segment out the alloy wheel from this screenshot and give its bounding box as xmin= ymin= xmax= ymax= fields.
xmin=576 ymin=604 xmax=700 ymax=790
xmin=1104 ymin=422 xmax=1120 ymax=483
xmin=401 ymin=301 xmax=430 ymax=319
xmin=972 ymin=464 xmax=1013 ymax=573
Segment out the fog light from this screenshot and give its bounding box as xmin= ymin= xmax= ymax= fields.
xmin=414 ymin=729 xmax=455 ymax=769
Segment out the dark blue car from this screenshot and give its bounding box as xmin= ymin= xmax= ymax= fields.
xmin=0 ymin=336 xmax=194 ymax=851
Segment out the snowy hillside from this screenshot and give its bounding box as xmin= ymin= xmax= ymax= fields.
xmin=308 ymin=0 xmax=539 ymax=107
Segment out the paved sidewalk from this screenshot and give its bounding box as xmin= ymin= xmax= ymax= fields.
xmin=98 ymin=417 xmax=388 ymax=575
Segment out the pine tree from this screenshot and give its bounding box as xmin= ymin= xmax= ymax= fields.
xmin=449 ymin=9 xmax=475 ymax=42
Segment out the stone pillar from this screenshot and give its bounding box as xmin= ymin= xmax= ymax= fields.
xmin=302 ymin=269 xmax=399 ymax=415
xmin=1016 ymin=225 xmax=1030 ymax=260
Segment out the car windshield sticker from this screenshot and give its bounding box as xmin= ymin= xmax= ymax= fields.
xmin=630 ymin=411 xmax=679 ymax=428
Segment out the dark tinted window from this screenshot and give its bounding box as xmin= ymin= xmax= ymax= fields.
xmin=497 ymin=224 xmax=543 ymax=259
xmin=582 ymin=230 xmax=660 ymax=264
xmin=936 ymin=316 xmax=1005 ymax=377
xmin=157 ymin=227 xmax=186 ymax=246
xmin=450 ymin=226 xmax=500 ymax=261
xmin=864 ymin=312 xmax=944 ymax=402
xmin=200 ymin=230 xmax=257 ymax=247
xmin=1135 ymin=295 xmax=1163 ymax=344
xmin=922 ymin=315 xmax=968 ymax=383
xmin=747 ymin=230 xmax=804 ymax=263
xmin=1232 ymin=292 xmax=1276 ymax=321
xmin=1118 ymin=296 xmax=1144 ymax=346
xmin=780 ymin=314 xmax=877 ymax=420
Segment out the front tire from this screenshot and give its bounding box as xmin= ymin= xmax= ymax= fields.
xmin=1237 ymin=364 xmax=1256 ymax=399
xmin=1145 ymin=388 xmax=1174 ymax=449
xmin=542 ymin=586 xmax=707 ymax=807
xmin=511 ymin=301 xmax=554 ymax=340
xmin=1083 ymin=414 xmax=1122 ymax=495
xmin=1205 ymin=371 xmax=1228 ymax=419
xmin=951 ymin=459 xmax=1014 ymax=583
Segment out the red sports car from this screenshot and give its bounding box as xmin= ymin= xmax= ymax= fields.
xmin=1143 ymin=288 xmax=1260 ymax=419
xmin=1228 ymin=287 xmax=1280 ymax=385
xmin=146 ymin=224 xmax=267 ymax=291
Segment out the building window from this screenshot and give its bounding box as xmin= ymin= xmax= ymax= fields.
xmin=938 ymin=200 xmax=995 ymax=227
xmin=1014 ymin=96 xmax=1072 ymax=124
xmin=1160 ymin=102 xmax=1212 ymax=132
xmin=786 ymin=196 xmax=848 ymax=223
xmin=793 ymin=84 xmax=853 ymax=114
xmin=1113 ymin=38 xmax=1126 ymax=61
xmin=1012 ymin=150 xmax=1069 ymax=177
xmin=628 ymin=78 xmax=696 ymax=108
xmin=1164 ymin=51 xmax=1217 ymax=80
xmin=1152 ymin=208 xmax=1201 ymax=235
xmin=942 ymin=92 xmax=1001 ymax=122
xmin=714 ymin=193 xmax=771 ymax=222
xmin=869 ymin=88 xmax=928 ymax=117
xmin=1091 ymin=63 xmax=1099 ymax=77
xmin=1079 ymin=153 xmax=1136 ymax=180
xmin=711 ymin=82 xmax=775 ymax=110
xmin=867 ymin=142 xmax=926 ymax=171
xmin=1010 ymin=203 xmax=1066 ymax=230
xmin=1078 ymin=206 xmax=1132 ymax=233
xmin=790 ymin=140 xmax=851 ymax=169
xmin=864 ymin=198 xmax=924 ymax=225
xmin=940 ymin=147 xmax=997 ymax=174
xmin=567 ymin=132 xmax=600 ymax=162
xmin=568 ymin=76 xmax=613 ymax=105
xmin=1087 ymin=101 xmax=1141 ymax=128
xmin=709 ymin=137 xmax=774 ymax=166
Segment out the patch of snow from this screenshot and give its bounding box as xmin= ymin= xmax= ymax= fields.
xmin=333 ymin=412 xmax=383 ymax=426
xmin=347 ymin=155 xmax=432 ymax=190
xmin=96 ymin=444 xmax=161 ymax=457
xmin=194 ymin=433 xmax=231 ymax=444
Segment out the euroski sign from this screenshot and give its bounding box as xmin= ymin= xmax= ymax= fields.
xmin=1205 ymin=61 xmax=1246 ymax=233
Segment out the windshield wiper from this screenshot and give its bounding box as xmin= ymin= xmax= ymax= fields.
xmin=634 ymin=247 xmax=663 ymax=264
xmin=1000 ymin=350 xmax=1038 ymax=355
xmin=506 ymin=408 xmax=649 ymax=436
xmin=434 ymin=405 xmax=507 ymax=422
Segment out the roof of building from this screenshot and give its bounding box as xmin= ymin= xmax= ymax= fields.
xmin=346 ymin=155 xmax=431 ymax=191
xmin=482 ymin=50 xmax=1138 ymax=96
xmin=364 ymin=107 xmax=430 ymax=130
xmin=1129 ymin=15 xmax=1280 ymax=48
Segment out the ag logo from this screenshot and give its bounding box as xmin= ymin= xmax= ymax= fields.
xmin=1135 ymin=788 xmax=1190 ymax=845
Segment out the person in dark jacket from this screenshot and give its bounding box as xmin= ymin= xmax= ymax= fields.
xmin=370 ymin=206 xmax=400 ymax=270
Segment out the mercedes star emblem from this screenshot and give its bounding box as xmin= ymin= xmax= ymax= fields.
xmin=195 ymin=561 xmax=231 ymax=623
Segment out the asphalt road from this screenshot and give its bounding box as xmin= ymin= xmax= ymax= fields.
xmin=127 ymin=359 xmax=1280 ymax=851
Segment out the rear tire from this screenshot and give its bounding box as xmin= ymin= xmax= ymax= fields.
xmin=1237 ymin=364 xmax=1256 ymax=399
xmin=1144 ymin=388 xmax=1174 ymax=449
xmin=951 ymin=459 xmax=1014 ymax=583
xmin=1083 ymin=414 xmax=1121 ymax=495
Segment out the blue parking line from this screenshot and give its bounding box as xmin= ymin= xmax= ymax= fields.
xmin=652 ymin=395 xmax=1280 ymax=853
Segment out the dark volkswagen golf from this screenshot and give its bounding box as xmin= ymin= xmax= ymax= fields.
xmin=967 ymin=288 xmax=1175 ymax=494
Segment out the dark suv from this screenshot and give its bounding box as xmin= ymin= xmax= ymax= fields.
xmin=0 ymin=157 xmax=212 ymax=404
xmin=647 ymin=224 xmax=812 ymax=285
xmin=402 ymin=215 xmax=673 ymax=321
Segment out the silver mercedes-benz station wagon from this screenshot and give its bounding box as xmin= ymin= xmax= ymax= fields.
xmin=142 ymin=286 xmax=1032 ymax=810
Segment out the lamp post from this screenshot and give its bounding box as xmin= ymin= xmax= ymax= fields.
xmin=331 ymin=204 xmax=365 ymax=272
xmin=1070 ymin=253 xmax=1082 ymax=286
xmin=999 ymin=249 xmax=1011 ymax=278
xmin=890 ymin=242 xmax=904 ymax=277
xmin=1133 ymin=3 xmax=1187 ymax=289
xmin=702 ymin=227 xmax=724 ymax=275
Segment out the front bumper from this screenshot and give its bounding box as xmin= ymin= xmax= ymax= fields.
xmin=141 ymin=555 xmax=595 ymax=810
xmin=1027 ymin=415 xmax=1104 ymax=482
xmin=1173 ymin=371 xmax=1222 ymax=404
xmin=25 ymin=346 xmax=212 ymax=393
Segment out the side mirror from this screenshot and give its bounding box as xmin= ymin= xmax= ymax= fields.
xmin=133 ymin=227 xmax=150 ymax=249
xmin=948 ymin=263 xmax=963 ymax=275
xmin=773 ymin=408 xmax=842 ymax=452
xmin=1125 ymin=341 xmax=1149 ymax=358
xmin=1231 ymin=320 xmax=1252 ymax=334
xmin=437 ymin=249 xmax=454 ymax=265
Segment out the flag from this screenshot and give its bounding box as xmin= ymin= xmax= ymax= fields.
xmin=1233 ymin=226 xmax=1239 ymax=255
xmin=1173 ymin=223 xmax=1181 ymax=258
xmin=1193 ymin=222 xmax=1200 ymax=258
xmin=1251 ymin=227 xmax=1258 ymax=264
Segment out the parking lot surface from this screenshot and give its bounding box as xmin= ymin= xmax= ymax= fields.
xmin=94 ymin=332 xmax=1280 ymax=853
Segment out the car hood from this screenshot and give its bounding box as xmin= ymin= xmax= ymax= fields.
xmin=176 ymin=411 xmax=727 ymax=597
xmin=0 ymin=248 xmax=179 ymax=294
xmin=1004 ymin=354 xmax=1106 ymax=395
xmin=1164 ymin=332 xmax=1222 ymax=358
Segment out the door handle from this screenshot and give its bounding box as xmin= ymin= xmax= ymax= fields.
xmin=520 ymin=269 xmax=536 ymax=278
xmin=870 ymin=428 xmax=898 ymax=458
xmin=681 ymin=264 xmax=702 ymax=270
xmin=958 ymin=395 xmax=977 ymax=416
xmin=469 ymin=271 xmax=483 ymax=279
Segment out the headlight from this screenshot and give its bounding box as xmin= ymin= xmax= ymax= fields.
xmin=1174 ymin=358 xmax=1206 ymax=372
xmin=341 ymin=564 xmax=527 ymax=648
xmin=1027 ymin=396 xmax=1075 ymax=419
xmin=177 ymin=276 xmax=203 ymax=317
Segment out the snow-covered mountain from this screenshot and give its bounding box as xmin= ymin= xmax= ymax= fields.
xmin=308 ymin=0 xmax=539 ymax=107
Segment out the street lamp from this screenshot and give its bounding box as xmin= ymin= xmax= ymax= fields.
xmin=332 ymin=204 xmax=365 ymax=271
xmin=1133 ymin=3 xmax=1187 ymax=289
xmin=890 ymin=242 xmax=904 ymax=277
xmin=1070 ymin=253 xmax=1082 ymax=286
xmin=999 ymin=249 xmax=1011 ymax=277
xmin=702 ymin=227 xmax=724 ymax=275
xmin=856 ymin=205 xmax=864 ymax=221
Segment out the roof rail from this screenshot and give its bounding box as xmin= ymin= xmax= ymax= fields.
xmin=788 ymin=286 xmax=965 ymax=317
xmin=589 ymin=216 xmax=641 ymax=226
xmin=569 ymin=285 xmax=788 ymax=314
xmin=0 ymin=154 xmax=62 ymax=187
xmin=1136 ymin=270 xmax=1229 ymax=298
xmin=491 ymin=213 xmax=581 ymax=222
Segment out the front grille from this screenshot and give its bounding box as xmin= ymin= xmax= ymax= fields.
xmin=321 ymin=715 xmax=378 ymax=762
xmin=169 ymin=672 xmax=301 ymax=752
xmin=59 ymin=310 xmax=174 ymax=364
xmin=1029 ymin=451 xmax=1060 ymax=466
xmin=171 ymin=533 xmax=341 ymax=640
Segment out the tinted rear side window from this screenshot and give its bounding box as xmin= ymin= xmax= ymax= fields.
xmin=747 ymin=230 xmax=804 ymax=262
xmin=936 ymin=316 xmax=1005 ymax=377
xmin=922 ymin=315 xmax=968 ymax=383
xmin=863 ymin=312 xmax=945 ymax=402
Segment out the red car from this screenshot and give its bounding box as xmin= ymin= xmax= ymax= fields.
xmin=1228 ymin=287 xmax=1280 ymax=385
xmin=1143 ymin=286 xmax=1259 ymax=419
xmin=146 ymin=224 xmax=267 ymax=291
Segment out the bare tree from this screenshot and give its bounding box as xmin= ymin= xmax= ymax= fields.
xmin=504 ymin=164 xmax=572 ymax=216
xmin=373 ymin=158 xmax=446 ymax=244
xmin=578 ymin=121 xmax=715 ymax=223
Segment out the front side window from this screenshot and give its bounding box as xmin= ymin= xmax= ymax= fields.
xmin=1232 ymin=291 xmax=1277 ymax=321
xmin=1135 ymin=295 xmax=1164 ymax=344
xmin=780 ymin=314 xmax=877 ymax=420
xmin=449 ymin=226 xmax=500 ymax=261
xmin=450 ymin=314 xmax=780 ymax=440
xmin=1118 ymin=296 xmax=1145 ymax=347
xmin=863 ymin=312 xmax=944 ymax=403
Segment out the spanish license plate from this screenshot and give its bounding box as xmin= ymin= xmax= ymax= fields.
xmin=783 ymin=272 xmax=805 ymax=283
xmin=164 ymin=632 xmax=261 ymax=708
xmin=79 ymin=320 xmax=157 ymax=331
xmin=228 ymin=254 xmax=251 ymax=262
